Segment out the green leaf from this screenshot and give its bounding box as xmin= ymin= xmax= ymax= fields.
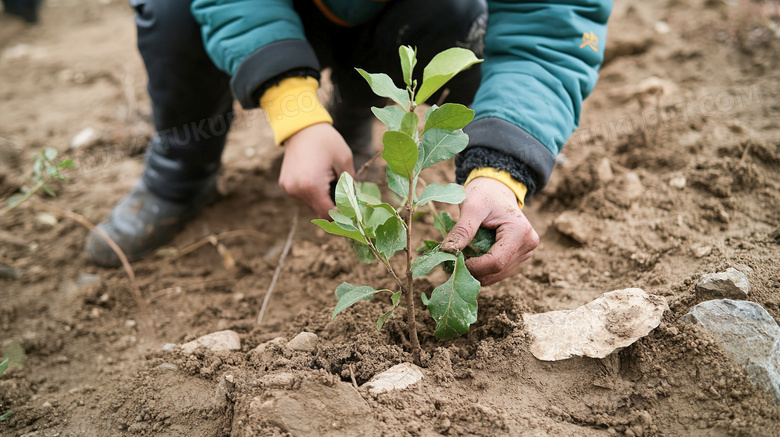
xmin=329 ymin=210 xmax=357 ymax=229
xmin=434 ymin=211 xmax=457 ymax=237
xmin=417 ymin=239 xmax=439 ymax=253
xmin=424 ymin=104 xmax=439 ymax=121
xmin=0 ymin=358 xmax=8 ymax=375
xmin=43 ymin=148 xmax=57 ymax=162
xmin=333 ymin=282 xmax=381 ymax=319
xmin=400 ymin=111 xmax=419 ymax=139
xmin=356 ymin=69 xmax=409 ymax=108
xmin=7 ymin=194 xmax=24 ymax=208
xmin=312 ymin=219 xmax=367 ymax=245
xmin=371 ymin=106 xmax=406 ymax=131
xmin=350 ymin=240 xmax=376 ymax=264
xmin=335 ymin=172 xmax=361 ymax=221
xmin=391 ymin=291 xmax=403 ymax=307
xmin=376 ymin=310 xmax=394 ymax=331
xmin=427 ymin=253 xmax=481 ymax=338
xmin=421 ymin=292 xmax=430 ymax=306
xmin=422 ymin=103 xmax=474 ymax=134
xmin=416 ymin=183 xmax=465 ymax=206
xmin=42 ymin=184 xmax=56 ymax=197
xmin=387 ymin=167 xmax=409 ymax=199
xmin=0 ymin=410 xmax=11 ymax=421
xmin=466 ymin=227 xmax=496 ymax=258
xmin=356 ymin=181 xmax=381 ymax=200
xmin=32 ymin=159 xmax=43 ymax=179
xmin=415 ymin=48 xmax=482 ymax=105
xmin=56 ymin=159 xmax=74 ymax=169
xmin=399 ymin=45 xmax=417 ymax=87
xmin=382 ymin=131 xmax=418 ymax=178
xmin=365 ymin=206 xmax=394 ymax=232
xmin=419 ymin=129 xmax=468 ymax=170
xmin=375 ymin=216 xmax=406 ymax=259
xmin=412 ymin=248 xmax=456 ymax=278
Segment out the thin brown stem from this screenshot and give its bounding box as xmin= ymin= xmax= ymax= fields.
xmin=257 ymin=208 xmax=298 ymax=326
xmin=405 ymin=174 xmax=421 ymax=365
xmin=355 ymin=149 xmax=384 ymax=182
xmin=30 ymin=203 xmax=154 ymax=335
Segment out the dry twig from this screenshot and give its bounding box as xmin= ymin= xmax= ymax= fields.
xmin=30 ymin=203 xmax=154 ymax=334
xmin=355 ymin=149 xmax=384 ymax=182
xmin=256 ymin=207 xmax=299 ymax=326
xmin=167 ymin=229 xmax=267 ymax=262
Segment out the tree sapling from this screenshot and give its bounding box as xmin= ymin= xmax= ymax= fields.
xmin=313 ymin=46 xmax=494 ymax=364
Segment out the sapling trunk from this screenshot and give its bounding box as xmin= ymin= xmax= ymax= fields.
xmin=405 ymin=174 xmax=422 ymax=365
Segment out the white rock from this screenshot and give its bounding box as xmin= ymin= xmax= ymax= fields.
xmin=363 ymin=362 xmax=424 ymax=394
xmin=162 ymin=343 xmax=177 ymax=354
xmin=692 ymin=245 xmax=712 ymax=258
xmin=70 ymin=127 xmax=100 ymax=150
xmin=655 ymin=20 xmax=671 ymax=34
xmin=623 ymin=172 xmax=644 ymax=200
xmin=180 ymin=330 xmax=241 ymax=355
xmin=669 ymin=176 xmax=687 ymax=190
xmin=36 ymin=213 xmax=58 ymax=226
xmin=695 ymin=268 xmax=750 ymax=300
xmin=286 ymin=332 xmax=318 ymax=352
xmin=596 ymin=158 xmax=613 ymax=183
xmin=523 ymin=288 xmax=668 ymax=361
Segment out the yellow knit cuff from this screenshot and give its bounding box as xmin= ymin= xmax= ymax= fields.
xmin=259 ymin=76 xmax=333 ymax=146
xmin=464 ymin=168 xmax=528 ymax=210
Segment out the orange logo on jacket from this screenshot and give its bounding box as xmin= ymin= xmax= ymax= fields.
xmin=580 ymin=32 xmax=598 ymax=51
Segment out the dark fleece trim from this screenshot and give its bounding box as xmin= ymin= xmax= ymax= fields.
xmin=455 ymin=147 xmax=538 ymax=198
xmin=461 ymin=117 xmax=557 ymax=193
xmin=231 ymin=39 xmax=321 ymax=109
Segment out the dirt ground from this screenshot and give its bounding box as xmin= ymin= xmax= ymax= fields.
xmin=1 ymin=0 xmax=779 ymax=435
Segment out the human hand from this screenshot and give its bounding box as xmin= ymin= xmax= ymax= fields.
xmin=279 ymin=123 xmax=355 ymax=218
xmin=441 ymin=177 xmax=539 ymax=285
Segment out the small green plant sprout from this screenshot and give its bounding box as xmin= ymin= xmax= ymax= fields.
xmin=1 ymin=148 xmax=73 ymax=215
xmin=313 ymin=46 xmax=489 ymax=363
xmin=0 ymin=358 xmax=11 ymax=421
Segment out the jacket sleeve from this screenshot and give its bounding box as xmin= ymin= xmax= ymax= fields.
xmin=459 ymin=0 xmax=612 ymax=193
xmin=191 ymin=0 xmax=321 ymax=108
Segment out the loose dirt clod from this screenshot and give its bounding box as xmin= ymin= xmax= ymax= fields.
xmin=286 ymin=332 xmax=318 ymax=352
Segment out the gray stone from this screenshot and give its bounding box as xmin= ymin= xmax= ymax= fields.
xmin=523 ymin=288 xmax=668 ymax=361
xmin=0 ymin=263 xmax=20 ymax=280
xmin=162 ymin=343 xmax=178 ymax=354
xmin=695 ymin=268 xmax=750 ymax=300
xmin=70 ymin=127 xmax=100 ymax=150
xmin=362 ymin=363 xmax=424 ymax=394
xmin=180 ymin=330 xmax=241 ymax=355
xmin=286 ymin=332 xmax=319 ymax=352
xmin=680 ymin=299 xmax=780 ymax=402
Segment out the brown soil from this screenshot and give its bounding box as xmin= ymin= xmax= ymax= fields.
xmin=1 ymin=0 xmax=779 ymax=436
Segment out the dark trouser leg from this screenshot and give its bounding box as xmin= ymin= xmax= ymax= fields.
xmin=297 ymin=0 xmax=486 ymax=156
xmin=133 ymin=0 xmax=233 ymax=202
xmin=363 ymin=0 xmax=486 ymax=106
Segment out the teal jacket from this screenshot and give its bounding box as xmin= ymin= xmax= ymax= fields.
xmin=191 ymin=0 xmax=612 ymax=191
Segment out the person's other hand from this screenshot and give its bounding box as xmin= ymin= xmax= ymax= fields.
xmin=279 ymin=123 xmax=355 ymax=218
xmin=441 ymin=177 xmax=539 ymax=285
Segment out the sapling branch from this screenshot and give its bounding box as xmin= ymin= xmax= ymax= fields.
xmin=405 ymin=170 xmax=421 ymax=364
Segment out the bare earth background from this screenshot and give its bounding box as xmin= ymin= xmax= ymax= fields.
xmin=1 ymin=0 xmax=779 ymax=435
